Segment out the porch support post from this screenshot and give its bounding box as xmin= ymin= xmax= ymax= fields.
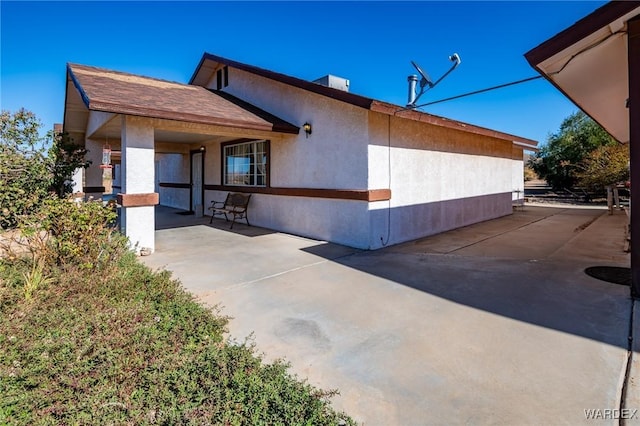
xmin=83 ymin=138 xmax=105 ymax=199
xmin=119 ymin=116 xmax=157 ymax=253
xmin=629 ymin=15 xmax=640 ymax=298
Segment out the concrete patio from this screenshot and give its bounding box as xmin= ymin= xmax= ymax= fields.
xmin=142 ymin=204 xmax=637 ymax=425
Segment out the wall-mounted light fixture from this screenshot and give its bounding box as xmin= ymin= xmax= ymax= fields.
xmin=199 ymin=145 xmax=206 ymax=151
xmin=302 ymin=122 xmax=312 ymax=138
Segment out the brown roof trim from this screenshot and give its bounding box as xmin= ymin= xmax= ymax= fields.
xmin=192 ymin=53 xmax=375 ymax=109
xmin=371 ymin=101 xmax=539 ymax=146
xmin=67 ymin=64 xmax=91 ymax=108
xmin=209 ymin=90 xmax=299 ymax=134
xmin=191 ymin=53 xmax=537 ymax=145
xmin=525 ymin=1 xmax=640 ymax=65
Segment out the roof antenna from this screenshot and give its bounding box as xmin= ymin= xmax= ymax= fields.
xmin=407 ymin=53 xmax=461 ymax=109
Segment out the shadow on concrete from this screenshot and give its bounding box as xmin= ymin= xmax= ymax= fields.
xmin=302 ymin=206 xmax=631 ymax=349
xmin=155 ymin=205 xmax=275 ymax=237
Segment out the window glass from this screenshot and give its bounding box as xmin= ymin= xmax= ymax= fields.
xmin=223 ymin=140 xmax=267 ymax=187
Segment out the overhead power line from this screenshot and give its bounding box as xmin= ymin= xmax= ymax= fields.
xmin=409 ymin=75 xmax=544 ymax=109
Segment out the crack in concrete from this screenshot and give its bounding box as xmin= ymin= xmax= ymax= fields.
xmin=446 ymin=208 xmax=567 ymax=255
xmin=218 ymin=251 xmax=360 ymax=292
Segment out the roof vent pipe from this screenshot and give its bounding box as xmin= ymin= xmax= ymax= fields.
xmin=407 ymin=75 xmax=418 ymax=107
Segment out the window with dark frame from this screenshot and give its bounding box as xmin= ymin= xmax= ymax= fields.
xmin=222 ymin=140 xmax=268 ymax=187
xmin=216 ymin=66 xmax=229 ymax=90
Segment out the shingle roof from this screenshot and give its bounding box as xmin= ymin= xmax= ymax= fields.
xmin=191 ymin=53 xmax=538 ymax=147
xmin=67 ymin=63 xmax=299 ymax=134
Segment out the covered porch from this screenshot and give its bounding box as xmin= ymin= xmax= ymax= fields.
xmin=62 ymin=63 xmax=299 ymax=252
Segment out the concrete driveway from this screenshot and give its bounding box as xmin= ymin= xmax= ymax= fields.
xmin=142 ymin=205 xmax=636 ymax=425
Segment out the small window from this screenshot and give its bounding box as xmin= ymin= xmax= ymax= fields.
xmin=216 ymin=66 xmax=229 ymax=90
xmin=223 ymin=140 xmax=268 ymax=187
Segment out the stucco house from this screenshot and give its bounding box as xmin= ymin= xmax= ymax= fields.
xmin=63 ymin=53 xmax=537 ymax=252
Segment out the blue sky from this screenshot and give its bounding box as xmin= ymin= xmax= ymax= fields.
xmin=1 ymin=1 xmax=606 ymax=145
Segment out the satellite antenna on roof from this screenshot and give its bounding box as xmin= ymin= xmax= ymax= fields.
xmin=407 ymin=53 xmax=461 ymax=109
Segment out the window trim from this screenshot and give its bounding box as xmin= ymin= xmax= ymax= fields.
xmin=220 ymin=139 xmax=270 ymax=188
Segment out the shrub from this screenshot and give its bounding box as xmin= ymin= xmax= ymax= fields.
xmin=7 ymin=197 xmax=126 ymax=271
xmin=524 ymin=166 xmax=537 ymax=182
xmin=0 ymin=109 xmax=51 ymax=229
xmin=0 ymin=109 xmax=91 ymax=229
xmin=0 ymin=199 xmax=353 ymax=425
xmin=48 ymin=131 xmax=89 ymax=198
xmin=0 ymin=245 xmax=353 ymax=425
xmin=576 ymin=143 xmax=629 ymax=191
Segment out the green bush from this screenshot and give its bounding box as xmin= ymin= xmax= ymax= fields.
xmin=7 ymin=197 xmax=125 ymax=272
xmin=577 ymin=143 xmax=629 ymax=191
xmin=530 ymin=111 xmax=617 ymax=190
xmin=1 ymin=109 xmax=91 ymax=229
xmin=0 ymin=201 xmax=353 ymax=425
xmin=0 ymin=109 xmax=51 ymax=229
xmin=42 ymin=197 xmax=124 ymax=270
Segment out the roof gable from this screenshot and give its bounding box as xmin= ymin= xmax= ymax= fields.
xmin=191 ymin=52 xmax=538 ymax=147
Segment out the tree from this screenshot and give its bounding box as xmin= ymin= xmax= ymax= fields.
xmin=530 ymin=111 xmax=617 ymax=190
xmin=0 ymin=109 xmax=90 ymax=229
xmin=0 ymin=109 xmax=52 ymax=229
xmin=576 ymin=143 xmax=629 ymax=191
xmin=49 ymin=131 xmax=89 ymax=198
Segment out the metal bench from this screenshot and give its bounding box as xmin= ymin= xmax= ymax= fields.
xmin=208 ymin=193 xmax=251 ymax=229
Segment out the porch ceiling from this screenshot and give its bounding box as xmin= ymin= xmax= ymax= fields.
xmin=525 ymin=2 xmax=640 ymax=143
xmin=87 ymin=117 xmax=238 ymax=145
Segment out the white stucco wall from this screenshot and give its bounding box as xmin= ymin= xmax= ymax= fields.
xmin=196 ymin=67 xmax=523 ymax=250
xmin=209 ymin=68 xmax=369 ymax=190
xmin=202 ymin=68 xmax=372 ymax=248
xmin=84 ymin=138 xmax=104 ymax=196
xmin=208 ymin=189 xmax=371 ymax=248
xmin=86 ymin=111 xmax=116 ymax=139
xmin=512 ymin=158 xmax=525 ymax=201
xmin=511 ymin=147 xmax=526 ymax=202
xmin=70 ymin=168 xmax=83 ymax=194
xmin=156 ymin=153 xmax=190 ymax=209
xmin=120 ymin=116 xmax=155 ymax=252
xmin=367 ymin=112 xmax=516 ymax=249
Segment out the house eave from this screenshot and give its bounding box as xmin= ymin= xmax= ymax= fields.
xmin=525 ymin=1 xmax=640 ymax=144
